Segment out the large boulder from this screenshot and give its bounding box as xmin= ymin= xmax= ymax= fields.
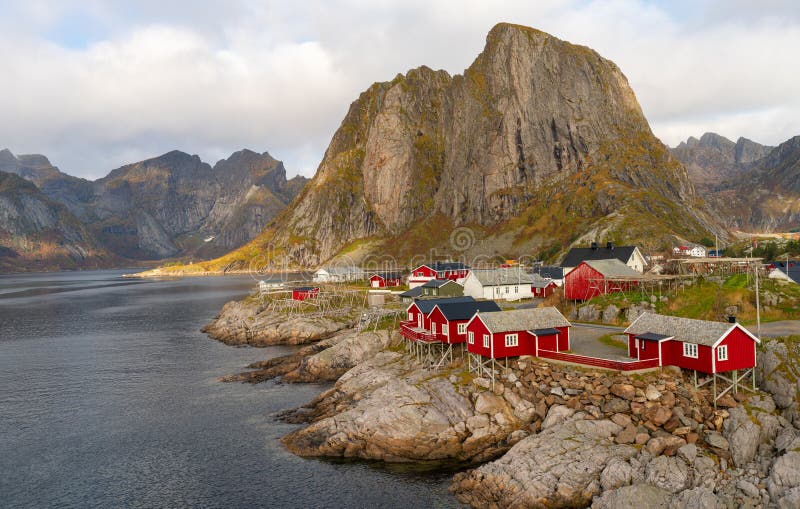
xmin=451 ymin=415 xmax=635 ymax=508
xmin=591 ymin=484 xmax=671 ymax=509
xmin=768 ymin=451 xmax=800 ymax=503
xmin=759 ymin=339 xmax=800 ymax=425
xmin=203 ymin=298 xmax=352 ymax=346
xmin=284 ymin=330 xmax=397 ymax=382
xmin=723 ymin=406 xmax=761 ymax=467
xmin=644 ymin=456 xmax=692 ymax=493
xmin=281 ymin=352 xmax=532 ymax=463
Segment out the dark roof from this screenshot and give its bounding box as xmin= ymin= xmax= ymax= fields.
xmin=561 ymin=245 xmax=639 ymax=268
xmin=429 ymin=261 xmax=470 ymax=271
xmin=294 ymin=286 xmax=318 ymax=291
xmin=635 ymin=332 xmax=672 ymax=342
xmin=533 ymin=266 xmax=564 ymax=279
xmin=770 ymin=263 xmax=800 ymax=283
xmin=532 ymin=328 xmax=561 ymax=336
xmin=422 ymin=279 xmax=458 ymax=288
xmin=435 ymin=300 xmax=501 ymax=321
xmin=400 ymin=287 xmax=423 ymax=298
xmin=372 ymin=272 xmax=402 ymax=279
xmin=412 ymin=296 xmax=474 ymax=314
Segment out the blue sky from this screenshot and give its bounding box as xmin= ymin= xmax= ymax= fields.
xmin=0 ymin=0 xmax=798 ymax=179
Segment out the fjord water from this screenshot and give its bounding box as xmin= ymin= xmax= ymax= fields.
xmin=0 ymin=270 xmax=456 ymax=508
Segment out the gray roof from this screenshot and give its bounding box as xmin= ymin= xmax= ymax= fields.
xmin=624 ymin=312 xmax=758 ymax=347
xmin=531 ymin=278 xmax=556 ymax=288
xmin=476 ymin=307 xmax=570 ymax=333
xmin=399 ymin=287 xmax=423 ymax=298
xmin=413 ymin=296 xmax=475 ymax=314
xmin=470 ymin=268 xmax=544 ymax=286
xmin=584 ymin=259 xmax=642 ymax=278
xmin=422 ymin=279 xmax=460 ymax=289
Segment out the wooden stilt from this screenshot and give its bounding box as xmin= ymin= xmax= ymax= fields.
xmin=713 ymin=375 xmax=717 ymax=409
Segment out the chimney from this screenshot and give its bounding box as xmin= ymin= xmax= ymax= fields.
xmin=607 ymin=242 xmax=614 ymax=250
xmin=591 ymin=242 xmax=598 ymax=251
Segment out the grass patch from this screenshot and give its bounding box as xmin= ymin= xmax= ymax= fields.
xmin=597 ymin=333 xmax=627 ymax=351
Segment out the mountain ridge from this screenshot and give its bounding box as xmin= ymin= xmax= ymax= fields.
xmin=180 ymin=22 xmax=723 ymax=273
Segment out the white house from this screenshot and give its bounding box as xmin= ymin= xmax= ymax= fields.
xmin=463 ymin=268 xmax=545 ymax=301
xmin=312 ymin=266 xmax=363 ymax=283
xmin=673 ymin=244 xmax=706 ymax=258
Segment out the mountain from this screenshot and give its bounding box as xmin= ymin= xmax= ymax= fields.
xmin=0 ymin=148 xmax=307 ymax=269
xmin=707 ymin=136 xmax=800 ymax=231
xmin=196 ymin=23 xmax=722 ymax=272
xmin=0 ymin=171 xmax=114 ymax=272
xmin=670 ymin=133 xmax=773 ymax=189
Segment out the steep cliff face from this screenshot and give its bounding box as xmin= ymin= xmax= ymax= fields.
xmin=671 ymin=133 xmax=772 ymax=189
xmin=708 ymin=136 xmax=800 ymax=231
xmin=0 ymin=171 xmax=112 ymax=272
xmin=216 ymin=23 xmax=719 ymax=270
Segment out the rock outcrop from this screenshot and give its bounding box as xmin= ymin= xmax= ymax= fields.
xmin=202 ymin=298 xmax=352 ymax=346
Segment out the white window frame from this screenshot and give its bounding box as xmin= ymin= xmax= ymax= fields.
xmin=514 ymin=285 xmax=519 ymax=294
xmin=641 ymin=341 xmax=645 ymax=351
xmin=408 ymin=312 xmax=413 ymax=321
xmin=505 ymin=333 xmax=518 ymax=347
xmin=717 ymin=345 xmax=728 ymax=361
xmin=431 ymin=323 xmax=437 ymax=334
xmin=468 ymin=331 xmax=474 ymax=344
xmin=683 ymin=342 xmax=698 ymax=359
xmin=457 ymin=323 xmax=467 ymax=335
xmin=483 ymin=334 xmax=490 ymax=348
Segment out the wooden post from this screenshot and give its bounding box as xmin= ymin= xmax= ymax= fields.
xmin=694 ymin=370 xmax=697 ymax=389
xmin=713 ymin=375 xmax=717 ymax=409
xmin=733 ymin=370 xmax=738 ymax=395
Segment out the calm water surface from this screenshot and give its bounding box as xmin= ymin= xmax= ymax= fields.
xmin=0 ymin=270 xmax=457 ymax=508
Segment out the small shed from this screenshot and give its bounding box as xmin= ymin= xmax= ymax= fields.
xmin=624 ymin=312 xmax=760 ymax=374
xmin=399 ymin=286 xmax=423 ymax=303
xmin=292 ymin=286 xmax=320 ymax=301
xmin=421 ymin=279 xmax=464 ymax=297
xmin=370 ymin=272 xmax=402 ymax=288
xmin=408 ymin=262 xmax=470 ymax=288
xmin=531 ymin=278 xmax=558 ymax=298
xmin=465 ymin=307 xmax=571 ymax=360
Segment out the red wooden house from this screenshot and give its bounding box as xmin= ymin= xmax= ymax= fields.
xmin=427 ymin=300 xmax=501 ymax=344
xmin=292 ymin=286 xmax=320 ymax=301
xmin=465 ymin=307 xmax=571 ymax=359
xmin=564 ymin=259 xmax=641 ymax=301
xmin=408 ymin=262 xmax=470 ymax=288
xmin=404 ymin=296 xmax=474 ymax=332
xmin=624 ymin=313 xmax=759 ymax=374
xmin=369 ymin=272 xmax=402 ymax=288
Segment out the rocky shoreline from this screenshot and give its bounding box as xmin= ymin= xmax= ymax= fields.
xmin=205 ymin=296 xmax=800 ymax=508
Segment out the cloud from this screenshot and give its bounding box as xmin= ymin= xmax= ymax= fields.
xmin=0 ymin=0 xmax=798 ymax=179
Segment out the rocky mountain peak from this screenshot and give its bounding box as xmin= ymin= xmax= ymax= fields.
xmin=734 ymin=137 xmax=771 ymax=165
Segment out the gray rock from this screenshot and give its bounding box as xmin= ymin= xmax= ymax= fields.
xmin=670 ymin=487 xmax=718 ymax=509
xmin=768 ymin=451 xmax=800 ymax=501
xmin=704 ymin=431 xmax=729 ymax=450
xmin=542 ymin=404 xmax=574 ymax=430
xmin=600 ymin=458 xmax=633 ymax=490
xmin=602 ymin=304 xmax=619 ymax=323
xmin=677 ymin=443 xmax=697 ymax=464
xmin=737 ymin=479 xmax=761 ymax=499
xmin=723 ymin=406 xmax=761 ymax=467
xmin=777 ymin=486 xmax=800 ymax=509
xmin=645 ymin=456 xmax=691 ymax=493
xmin=591 ymin=484 xmax=671 ymax=509
xmin=578 ymin=305 xmax=600 ymax=322
xmin=452 ymin=417 xmax=637 ymax=508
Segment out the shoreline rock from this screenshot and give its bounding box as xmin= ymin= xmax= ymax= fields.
xmin=202 ymin=298 xmax=353 ymax=346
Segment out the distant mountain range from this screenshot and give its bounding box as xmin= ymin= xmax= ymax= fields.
xmin=0 ymin=148 xmax=307 ymax=271
xmin=670 ymin=134 xmax=800 ymax=231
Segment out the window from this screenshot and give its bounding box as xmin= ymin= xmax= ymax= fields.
xmin=431 ymin=323 xmax=437 ymax=334
xmin=408 ymin=312 xmax=412 ymax=321
xmin=483 ymin=334 xmax=490 ymax=348
xmin=641 ymin=341 xmax=645 ymax=351
xmin=505 ymin=334 xmax=518 ymax=347
xmin=468 ymin=331 xmax=474 ymax=344
xmin=634 ymin=338 xmax=639 ymax=349
xmin=514 ymin=286 xmax=519 ymax=294
xmin=505 ymin=286 xmax=510 ymax=294
xmin=718 ymin=345 xmax=728 ymax=361
xmin=458 ymin=323 xmax=467 ymax=335
xmin=683 ymin=343 xmax=698 ymax=358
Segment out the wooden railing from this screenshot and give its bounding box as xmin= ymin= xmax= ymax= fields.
xmin=398 ymin=324 xmax=446 ymax=343
xmin=536 ymin=349 xmax=660 ymax=371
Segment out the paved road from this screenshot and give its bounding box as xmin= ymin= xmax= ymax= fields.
xmin=754 ymin=320 xmax=800 ymax=338
xmin=568 ymin=323 xmax=630 ymax=361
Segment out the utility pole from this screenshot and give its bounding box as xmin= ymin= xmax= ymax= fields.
xmin=754 ymin=260 xmax=761 ymax=341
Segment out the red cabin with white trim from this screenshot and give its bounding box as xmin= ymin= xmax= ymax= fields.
xmin=465 ymin=307 xmax=571 ymax=359
xmin=427 ymin=300 xmax=502 ymax=344
xmin=292 ymin=286 xmax=319 ymax=301
xmin=408 ymin=262 xmax=470 ymax=288
xmin=369 ymin=272 xmax=402 ymax=288
xmin=624 ymin=313 xmax=759 ymax=374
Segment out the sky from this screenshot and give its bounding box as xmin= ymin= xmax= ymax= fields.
xmin=0 ymin=0 xmax=798 ymax=180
